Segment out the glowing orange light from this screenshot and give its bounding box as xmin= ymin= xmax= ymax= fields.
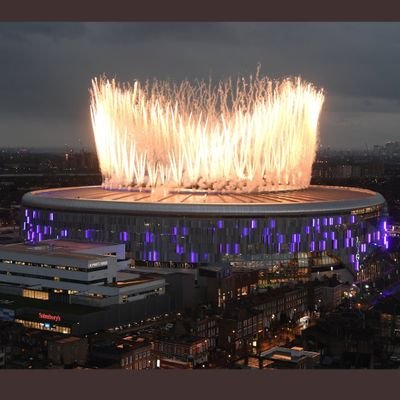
xmin=90 ymin=71 xmax=324 ymax=193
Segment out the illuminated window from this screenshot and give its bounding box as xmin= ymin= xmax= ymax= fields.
xmin=22 ymin=289 xmax=49 ymax=301
xmin=15 ymin=319 xmax=70 ymax=334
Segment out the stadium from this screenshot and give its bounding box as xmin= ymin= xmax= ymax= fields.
xmin=21 ymin=184 xmax=387 ymax=280
xmin=19 ymin=74 xmax=389 ymax=282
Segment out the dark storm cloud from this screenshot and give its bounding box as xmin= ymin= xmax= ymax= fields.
xmin=86 ymin=22 xmax=237 ymax=44
xmin=224 ymin=23 xmax=400 ymax=101
xmin=0 ymin=22 xmax=399 ymax=149
xmin=0 ymin=22 xmax=88 ymax=42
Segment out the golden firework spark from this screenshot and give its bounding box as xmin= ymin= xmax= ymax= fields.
xmin=90 ymin=71 xmax=324 ymax=193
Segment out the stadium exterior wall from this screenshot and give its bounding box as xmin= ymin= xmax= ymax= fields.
xmin=21 ymin=186 xmax=388 ymax=273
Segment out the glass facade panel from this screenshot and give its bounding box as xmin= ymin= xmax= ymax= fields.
xmin=21 ymin=201 xmax=386 ymax=273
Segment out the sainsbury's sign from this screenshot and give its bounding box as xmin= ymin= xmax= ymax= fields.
xmin=38 ymin=312 xmax=61 ymax=322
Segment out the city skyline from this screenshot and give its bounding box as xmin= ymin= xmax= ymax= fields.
xmin=1 ymin=20 xmax=400 ymax=372
xmin=0 ymin=22 xmax=400 ymax=149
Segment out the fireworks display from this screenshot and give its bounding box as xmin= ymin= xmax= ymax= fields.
xmin=90 ymin=71 xmax=324 ymax=193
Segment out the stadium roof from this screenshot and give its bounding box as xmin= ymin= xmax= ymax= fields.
xmin=22 ymin=185 xmax=386 ymax=217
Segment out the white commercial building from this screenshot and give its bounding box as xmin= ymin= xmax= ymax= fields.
xmin=0 ymin=240 xmax=165 ymax=307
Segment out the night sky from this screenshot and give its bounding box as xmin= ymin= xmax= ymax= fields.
xmin=0 ymin=22 xmax=399 ymax=150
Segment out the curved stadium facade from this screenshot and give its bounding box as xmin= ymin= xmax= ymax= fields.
xmin=21 ymin=185 xmax=388 ymax=280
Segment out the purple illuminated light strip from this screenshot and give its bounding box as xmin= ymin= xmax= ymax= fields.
xmin=190 ymin=251 xmax=197 ymax=263
xmin=384 ymin=233 xmax=389 ymax=249
xmin=176 ymin=245 xmax=184 ymax=255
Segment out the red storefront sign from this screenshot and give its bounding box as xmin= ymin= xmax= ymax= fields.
xmin=38 ymin=312 xmax=61 ymax=322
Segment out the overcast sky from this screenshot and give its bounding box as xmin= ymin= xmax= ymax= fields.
xmin=0 ymin=22 xmax=399 ymax=150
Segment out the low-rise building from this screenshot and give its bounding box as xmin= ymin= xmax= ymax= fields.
xmin=258 ymin=346 xmax=320 ymax=369
xmin=232 ymin=269 xmax=258 ymax=300
xmin=48 ymin=336 xmax=88 ymax=366
xmin=218 ymin=307 xmax=264 ymax=360
xmin=191 ymin=315 xmax=219 ymax=351
xmin=91 ymin=338 xmax=154 ymax=370
xmin=0 ymin=240 xmax=169 ymax=334
xmin=237 ymin=284 xmax=309 ymax=328
xmin=154 ymin=335 xmax=209 ymax=368
xmin=316 ymin=276 xmax=346 ymax=311
xmin=373 ymin=295 xmax=400 ymax=338
xmin=300 ymin=310 xmax=376 ymax=368
xmin=197 ymin=264 xmax=234 ymax=308
xmin=0 ymin=240 xmax=165 ymax=307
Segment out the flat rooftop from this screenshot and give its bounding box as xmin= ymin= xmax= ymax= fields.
xmin=108 ymin=271 xmax=164 ymax=288
xmin=22 ymin=185 xmax=386 ymax=216
xmin=53 ymin=336 xmax=84 ymax=344
xmin=0 ymin=292 xmax=100 ymax=315
xmin=0 ymin=242 xmax=109 ymax=262
xmin=92 ymin=338 xmax=151 ymax=357
xmin=261 ymin=346 xmax=320 ymax=363
xmin=42 ymin=239 xmax=121 ymax=252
